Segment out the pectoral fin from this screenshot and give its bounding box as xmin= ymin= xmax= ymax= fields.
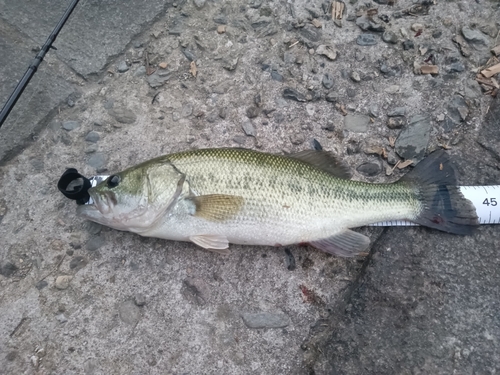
xmin=309 ymin=230 xmax=370 ymax=257
xmin=189 ymin=234 xmax=230 ymax=255
xmin=187 ymin=194 xmax=244 ymax=222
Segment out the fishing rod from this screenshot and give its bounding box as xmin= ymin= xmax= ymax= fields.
xmin=0 ymin=0 xmax=80 ymax=128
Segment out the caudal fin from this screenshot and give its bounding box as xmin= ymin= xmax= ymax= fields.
xmin=400 ymin=150 xmax=479 ymax=234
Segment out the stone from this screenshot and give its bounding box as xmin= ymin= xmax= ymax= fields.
xmin=350 ymin=71 xmax=361 ymax=82
xmin=233 ymin=135 xmax=247 ymax=145
xmin=356 ymin=17 xmax=385 ymax=32
xmin=448 ymin=62 xmax=465 ymax=73
xmin=55 ymin=275 xmax=73 ymax=290
xmin=271 ymin=71 xmax=284 ymax=82
xmin=322 ymin=73 xmax=334 ymax=89
xmin=133 ymin=66 xmax=146 ymax=77
xmin=369 ymin=104 xmax=379 ymax=118
xmin=108 ymin=107 xmax=136 ymax=124
xmin=283 ymin=51 xmax=296 ymax=64
xmin=325 ymin=92 xmax=339 ymax=103
xmin=387 ymin=117 xmax=406 ymax=129
xmin=147 ymin=72 xmax=172 ymax=88
xmin=290 ymin=133 xmax=305 ymax=145
xmin=241 ymin=312 xmax=290 ymax=329
xmin=411 ymin=23 xmax=424 ymax=32
xmin=117 ymin=61 xmax=129 ymax=73
xmin=316 ymin=45 xmax=337 ymax=60
xmin=86 ymin=236 xmax=105 ymax=251
xmin=395 ymin=115 xmax=431 ymax=163
xmin=283 ymin=88 xmax=306 ymax=102
xmin=357 ymin=34 xmax=377 ymax=46
xmin=69 ymin=256 xmax=88 ymax=272
xmin=402 ymin=40 xmax=414 ymax=50
xmin=222 ymin=57 xmax=239 ymax=71
xmin=134 ymin=293 xmax=147 ymax=306
xmin=298 ymin=25 xmax=321 ymax=42
xmin=447 ymin=95 xmax=469 ymax=123
xmin=56 ymin=313 xmax=68 ymax=323
xmin=62 ymin=121 xmax=80 ymax=131
xmin=181 ymin=103 xmax=193 ymax=118
xmin=118 ymin=300 xmax=141 ymax=325
xmin=357 ymin=162 xmax=381 ymax=177
xmin=242 ymin=120 xmax=256 ymax=136
xmin=35 ymin=280 xmax=48 ymax=290
xmin=464 ymin=79 xmax=482 ymax=100
xmin=193 ymin=0 xmax=206 ymax=9
xmin=382 ymin=30 xmax=398 ymax=44
xmin=462 ymin=26 xmax=490 ymax=46
xmin=85 ymin=131 xmax=100 ymax=143
xmin=387 ymin=107 xmax=406 ymax=117
xmin=344 ymin=114 xmax=370 ymax=133
xmin=182 ymin=48 xmax=197 ymax=62
xmin=87 ymin=153 xmax=107 ymax=171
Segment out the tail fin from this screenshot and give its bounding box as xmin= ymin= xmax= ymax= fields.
xmin=400 ymin=150 xmax=479 ymax=234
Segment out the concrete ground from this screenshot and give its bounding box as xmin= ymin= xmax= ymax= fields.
xmin=1 ymin=0 xmax=499 ymax=374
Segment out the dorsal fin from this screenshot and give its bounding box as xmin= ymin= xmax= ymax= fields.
xmin=289 ymin=150 xmax=352 ymax=179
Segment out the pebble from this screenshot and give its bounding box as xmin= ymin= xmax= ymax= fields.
xmin=233 ymin=135 xmax=247 ymax=145
xmin=85 ymin=131 xmax=100 ymax=143
xmin=182 ymin=48 xmax=197 ymax=62
xmin=290 ymin=133 xmax=305 ymax=145
xmin=283 ymin=88 xmax=306 ymax=102
xmin=55 ymin=275 xmax=73 ymax=290
xmin=299 ymin=25 xmax=321 ymax=42
xmin=283 ymin=51 xmax=296 ymax=64
xmin=447 ymin=95 xmax=469 ymax=123
xmin=325 ymin=92 xmax=339 ymax=103
xmin=219 ymin=107 xmax=228 ymax=119
xmin=181 ymin=103 xmax=193 ymax=118
xmin=448 ymin=62 xmax=465 ymax=73
xmin=387 ymin=117 xmax=406 ymax=129
xmin=222 ymin=57 xmax=239 ymax=71
xmin=242 ymin=120 xmax=256 ymax=136
xmin=357 ymin=162 xmax=382 ymax=177
xmin=86 ymin=153 xmax=107 ymax=170
xmin=395 ymin=115 xmax=431 ymax=163
xmin=350 ymin=71 xmax=361 ymax=82
xmin=117 ymin=61 xmax=129 ymax=73
xmin=356 ymin=16 xmax=384 ymax=32
xmin=316 ymin=45 xmax=337 ymax=60
xmin=322 ymin=73 xmax=334 ymax=89
xmin=133 ymin=66 xmax=146 ymax=77
xmin=271 ymin=70 xmax=284 ymax=82
xmin=284 ymin=248 xmax=296 ymax=271
xmin=411 ymin=23 xmax=424 ymax=32
xmin=35 ymin=280 xmax=48 ymax=290
xmin=402 ymin=40 xmax=415 ymax=50
xmin=241 ymin=312 xmax=290 ymax=329
xmin=193 ymin=0 xmax=206 ymax=9
xmin=464 ymin=79 xmax=482 ymax=100
xmin=134 ymin=293 xmax=147 ymax=306
xmin=461 ymin=26 xmax=490 ymax=46
xmin=369 ymin=104 xmax=379 ymax=118
xmin=147 ymin=72 xmax=172 ymax=88
xmin=56 ymin=313 xmax=68 ymax=323
xmin=86 ymin=236 xmax=105 ymax=251
xmin=306 ymin=104 xmax=315 ymax=116
xmin=357 ymin=34 xmax=377 ymax=46
xmin=108 ymin=107 xmax=137 ymax=124
xmin=387 ymin=107 xmax=406 ymax=117
xmin=382 ymin=30 xmax=398 ymax=44
xmin=62 ymin=121 xmax=80 ymax=131
xmin=118 ymin=300 xmax=142 ymax=325
xmin=69 ymin=256 xmax=88 ymax=272
xmin=344 ymin=114 xmax=370 ymax=133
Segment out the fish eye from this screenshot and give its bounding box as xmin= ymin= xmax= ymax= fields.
xmin=107 ymin=175 xmax=121 ymax=188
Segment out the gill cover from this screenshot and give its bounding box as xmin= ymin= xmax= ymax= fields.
xmin=77 ymin=158 xmax=185 ymax=233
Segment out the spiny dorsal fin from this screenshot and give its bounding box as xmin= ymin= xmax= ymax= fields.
xmin=289 ymin=150 xmax=352 ymax=179
xmin=187 ymin=194 xmax=244 ymax=222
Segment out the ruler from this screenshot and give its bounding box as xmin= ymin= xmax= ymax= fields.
xmin=87 ymin=176 xmax=500 ymax=226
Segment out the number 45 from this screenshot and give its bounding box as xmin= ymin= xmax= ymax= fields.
xmin=483 ymin=198 xmax=498 ymax=206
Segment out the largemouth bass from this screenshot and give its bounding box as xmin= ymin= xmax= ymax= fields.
xmin=77 ymin=148 xmax=478 ymax=257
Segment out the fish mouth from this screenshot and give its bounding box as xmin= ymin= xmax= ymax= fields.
xmin=76 ymin=190 xmax=112 ymax=223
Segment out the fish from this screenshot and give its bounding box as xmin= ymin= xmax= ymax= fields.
xmin=77 ymin=148 xmax=478 ymax=257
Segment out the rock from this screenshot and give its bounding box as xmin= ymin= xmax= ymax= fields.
xmin=69 ymin=256 xmax=88 ymax=272
xmin=447 ymin=95 xmax=468 ymax=123
xmin=86 ymin=153 xmax=107 ymax=171
xmin=395 ymin=115 xmax=431 ymax=163
xmin=118 ymin=300 xmax=141 ymax=325
xmin=411 ymin=23 xmax=424 ymax=32
xmin=62 ymin=121 xmax=80 ymax=131
xmin=462 ymin=26 xmax=490 ymax=46
xmin=284 ymin=248 xmax=296 ymax=271
xmin=233 ymin=134 xmax=247 ymax=145
xmin=350 ymin=71 xmax=361 ymax=82
xmin=182 ymin=48 xmax=197 ymax=62
xmin=242 ymin=120 xmax=256 ymax=136
xmin=432 ymin=30 xmax=442 ymax=38
xmin=480 ymin=23 xmax=498 ymax=38
xmin=325 ymin=92 xmax=339 ymax=103
xmin=344 ymin=114 xmax=370 ymax=133
xmin=117 ymin=61 xmax=129 ymax=73
xmin=316 ymin=45 xmax=337 ymax=60
xmin=464 ymin=79 xmax=482 ymax=100
xmin=108 ymin=107 xmax=136 ymax=124
xmin=147 ymin=72 xmax=172 ymax=88
xmin=241 ymin=312 xmax=290 ymax=329
xmin=447 ymin=62 xmax=465 ymax=73
xmin=35 ymin=280 xmax=48 ymax=290
xmin=387 ymin=107 xmax=406 ymax=117
xmin=219 ymin=107 xmax=227 ymax=119
xmin=55 ymin=275 xmax=73 ymax=290
xmin=322 ymin=120 xmax=335 ymax=131
xmin=290 ymin=133 xmax=305 ymax=145
xmin=133 ymin=66 xmax=146 ymax=77
xmin=356 ymin=17 xmax=385 ymax=32
xmin=213 ymin=14 xmax=227 ymax=25
xmin=222 ymin=57 xmax=239 ymax=71
xmin=85 ymin=131 xmax=100 ymax=143
xmin=193 ymin=0 xmax=206 ymax=9
xmin=382 ymin=30 xmax=398 ymax=44
xmin=181 ymin=103 xmax=193 ymax=118
xmin=134 ymin=293 xmax=147 ymax=306
xmin=183 ymin=277 xmax=211 ymax=305
xmin=322 ymin=73 xmax=334 ymax=89
xmin=387 ymin=117 xmax=406 ymax=129
xmin=357 ymin=34 xmax=377 ymax=46
xmin=369 ymin=104 xmax=379 ymax=118
xmin=271 ymin=71 xmax=284 ymax=82
xmin=283 ymin=51 xmax=296 ymax=64
xmin=357 ymin=162 xmax=382 ymax=177
xmin=298 ymin=25 xmax=321 ymax=42
xmin=283 ymin=88 xmax=306 ymax=102
xmin=86 ymin=236 xmax=105 ymax=251
xmin=0 ymin=262 xmax=17 ymax=277
xmin=402 ymin=40 xmax=414 ymax=50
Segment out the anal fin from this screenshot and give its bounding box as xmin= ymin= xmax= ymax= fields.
xmin=190 ymin=234 xmax=230 ymax=255
xmin=309 ymin=229 xmax=370 ymax=257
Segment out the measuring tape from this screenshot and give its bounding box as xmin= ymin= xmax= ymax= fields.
xmin=87 ymin=176 xmax=500 ymax=226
